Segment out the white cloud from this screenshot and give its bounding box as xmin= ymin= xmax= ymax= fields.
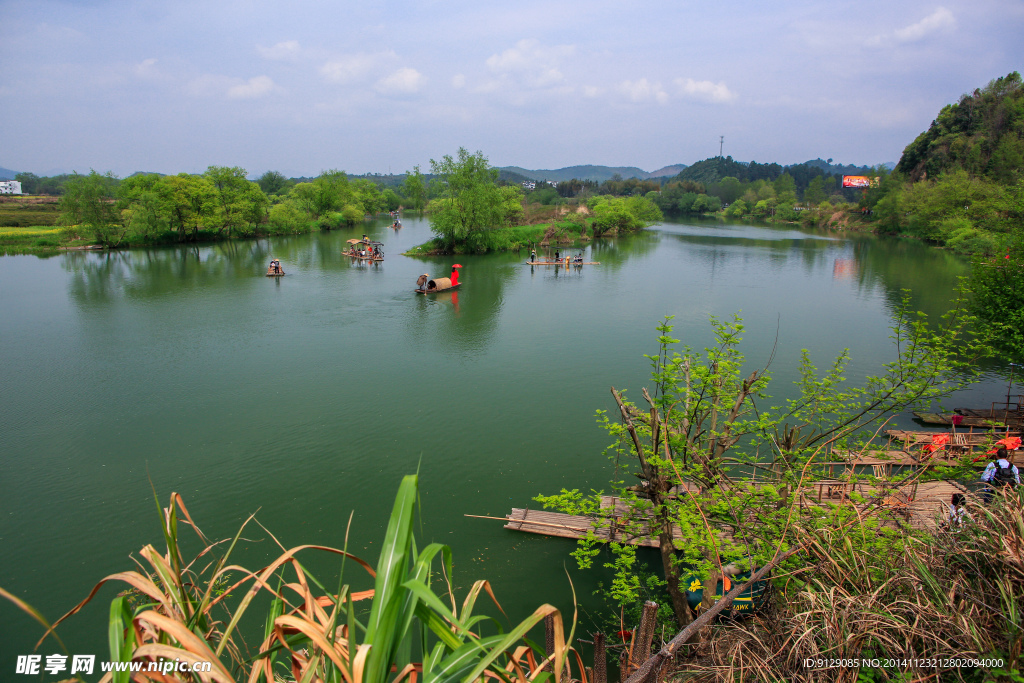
xmin=227 ymin=75 xmax=276 ymax=99
xmin=258 ymin=40 xmax=301 ymax=60
xmin=375 ymin=68 xmax=423 ymax=95
xmin=674 ymin=77 xmax=736 ymax=103
xmin=320 ymin=51 xmax=396 ymax=84
xmin=134 ymin=58 xmax=158 ymax=77
xmin=452 ymin=74 xmax=466 ymax=89
xmin=894 ymin=7 xmax=955 ymax=42
xmin=618 ymin=78 xmax=668 ymax=104
xmin=868 ymin=7 xmax=955 ymax=45
xmin=582 ymin=85 xmax=603 ymax=98
xmin=485 ymin=39 xmax=574 ymax=88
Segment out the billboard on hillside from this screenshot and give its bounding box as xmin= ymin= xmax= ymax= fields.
xmin=842 ymin=175 xmax=871 ymax=188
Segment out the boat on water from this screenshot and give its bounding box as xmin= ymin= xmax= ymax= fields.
xmin=415 ymin=278 xmax=461 ymax=293
xmin=345 ymin=239 xmax=384 ymax=262
xmin=415 ymin=264 xmax=462 ymax=293
xmin=266 ymin=259 xmax=285 ymax=276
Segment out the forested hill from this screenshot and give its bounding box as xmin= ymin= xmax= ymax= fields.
xmin=675 ymin=156 xmax=878 ymax=185
xmin=896 ymin=71 xmax=1024 ymax=182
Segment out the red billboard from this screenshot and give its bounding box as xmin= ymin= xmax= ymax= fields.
xmin=842 ymin=175 xmax=871 ymax=188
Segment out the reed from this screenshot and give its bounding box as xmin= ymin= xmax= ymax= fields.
xmin=6 ymin=475 xmax=586 ymax=683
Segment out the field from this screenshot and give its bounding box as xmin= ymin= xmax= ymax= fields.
xmin=0 ymin=195 xmax=62 ymax=227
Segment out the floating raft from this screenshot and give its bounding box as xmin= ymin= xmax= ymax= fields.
xmin=265 ymin=267 xmax=285 ymax=276
xmin=347 ymin=253 xmax=383 ymax=262
xmin=525 ymin=261 xmax=600 ymax=266
xmin=499 ymin=481 xmax=968 ymax=540
xmin=913 ymin=412 xmax=1017 ymax=428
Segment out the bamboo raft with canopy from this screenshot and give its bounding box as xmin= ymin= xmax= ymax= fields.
xmin=265 ymin=259 xmax=285 ymax=276
xmin=345 ymin=239 xmax=384 ymax=261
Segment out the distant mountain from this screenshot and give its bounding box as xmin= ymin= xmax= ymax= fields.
xmin=646 ymin=164 xmax=688 ymax=178
xmin=498 ymin=164 xmax=687 ymax=183
xmin=0 ymin=166 xmax=18 ymax=180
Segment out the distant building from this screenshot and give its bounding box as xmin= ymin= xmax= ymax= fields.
xmin=0 ymin=180 xmax=22 ymax=194
xmin=522 ymin=181 xmax=536 ymax=190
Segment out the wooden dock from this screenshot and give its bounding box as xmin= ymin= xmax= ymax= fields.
xmin=500 ymin=481 xmax=971 ymax=546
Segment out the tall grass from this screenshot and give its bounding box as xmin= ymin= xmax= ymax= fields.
xmin=6 ymin=475 xmax=585 ymax=683
xmin=682 ymin=490 xmax=1024 ymax=682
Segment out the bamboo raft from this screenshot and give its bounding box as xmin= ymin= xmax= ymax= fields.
xmin=493 ymin=480 xmax=969 ymax=544
xmin=524 ymin=261 xmax=600 ymax=266
xmin=266 ymin=267 xmax=285 ymax=276
xmin=913 ymin=412 xmax=1019 ymax=428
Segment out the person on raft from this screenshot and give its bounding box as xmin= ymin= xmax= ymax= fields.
xmin=450 ymin=264 xmax=461 ymax=286
xmin=416 ymin=274 xmax=429 ymax=292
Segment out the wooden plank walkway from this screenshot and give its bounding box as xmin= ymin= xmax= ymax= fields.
xmin=501 ymin=481 xmax=969 ymax=544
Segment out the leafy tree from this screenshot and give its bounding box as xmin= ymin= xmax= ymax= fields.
xmin=803 ymin=176 xmax=827 ymax=205
xmin=59 ymin=170 xmax=121 ymax=244
xmin=256 ymin=170 xmax=290 ymax=195
xmin=428 ymin=148 xmax=508 ymax=252
xmin=14 ymin=172 xmax=41 ymax=195
xmin=381 ymin=188 xmax=401 ymax=212
xmin=402 ymin=165 xmax=428 ymax=210
xmin=163 ymin=173 xmax=217 ymax=241
xmin=713 ymin=177 xmax=743 ymax=205
xmin=538 ymin=298 xmax=989 ymax=628
xmin=117 ymin=173 xmax=171 ymax=240
xmin=204 ymin=166 xmax=253 ymax=237
xmin=969 ymin=179 xmax=1024 ymax=357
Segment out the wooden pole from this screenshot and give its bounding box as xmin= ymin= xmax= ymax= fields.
xmin=593 ymin=632 xmax=607 ymax=683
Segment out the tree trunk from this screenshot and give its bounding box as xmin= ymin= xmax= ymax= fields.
xmin=658 ymin=509 xmax=692 ymax=628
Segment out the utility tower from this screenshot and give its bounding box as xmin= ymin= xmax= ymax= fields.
xmin=719 ymin=136 xmax=724 ymax=158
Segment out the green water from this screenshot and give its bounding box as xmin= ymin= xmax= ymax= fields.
xmin=0 ymin=216 xmax=1006 ymax=668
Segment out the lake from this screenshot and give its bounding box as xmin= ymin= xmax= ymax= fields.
xmin=0 ymin=215 xmax=1008 ymax=667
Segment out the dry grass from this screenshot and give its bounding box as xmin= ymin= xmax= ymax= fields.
xmin=674 ymin=490 xmax=1024 ymax=682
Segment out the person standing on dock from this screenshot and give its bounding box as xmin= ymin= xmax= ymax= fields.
xmin=981 ymin=448 xmax=1020 ymax=502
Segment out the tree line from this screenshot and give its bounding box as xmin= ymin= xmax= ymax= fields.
xmin=56 ymin=166 xmax=436 ymax=247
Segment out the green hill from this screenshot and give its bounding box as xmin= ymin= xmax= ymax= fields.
xmin=896 ymin=71 xmax=1024 ymax=182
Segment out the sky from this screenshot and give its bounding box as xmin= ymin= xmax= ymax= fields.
xmin=1 ymin=0 xmax=1022 ymax=178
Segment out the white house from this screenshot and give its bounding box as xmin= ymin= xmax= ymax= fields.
xmin=0 ymin=180 xmax=22 ymax=194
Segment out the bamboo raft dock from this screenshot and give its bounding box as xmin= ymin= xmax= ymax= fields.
xmin=913 ymin=412 xmax=1020 ymax=428
xmin=494 ymin=480 xmax=972 ymax=545
xmin=524 ymin=261 xmax=601 ymax=266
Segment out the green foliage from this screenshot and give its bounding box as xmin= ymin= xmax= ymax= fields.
xmin=256 ymin=170 xmax=291 ymax=195
xmin=402 ymin=165 xmax=428 ymax=211
xmin=897 ymin=71 xmax=1024 ymax=182
xmin=587 ymin=195 xmax=662 ymax=236
xmin=59 ymin=170 xmax=121 ymax=245
xmin=539 ymin=294 xmax=992 ymax=628
xmin=427 ymin=148 xmax=520 ymax=253
xmin=969 ymin=212 xmax=1024 ymax=358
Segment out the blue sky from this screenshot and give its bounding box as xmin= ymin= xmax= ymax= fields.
xmin=1 ymin=0 xmax=1022 ymax=177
